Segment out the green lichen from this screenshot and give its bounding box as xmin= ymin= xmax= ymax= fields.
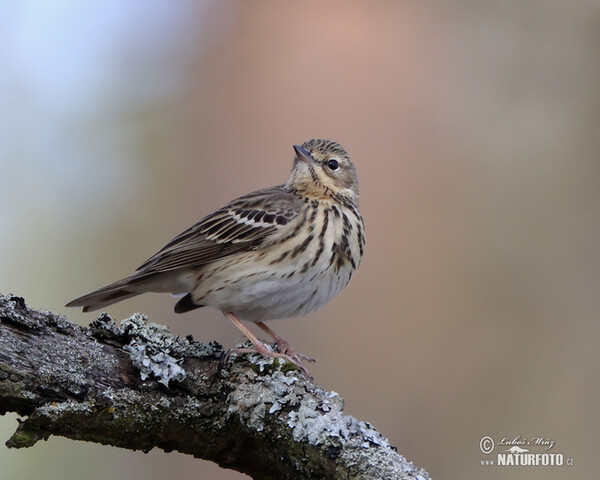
xmin=280 ymin=362 xmax=299 ymax=374
xmin=242 ymin=353 xmax=302 ymax=377
xmin=249 ymin=358 xmax=281 ymax=375
xmin=6 ymin=428 xmax=45 ymax=448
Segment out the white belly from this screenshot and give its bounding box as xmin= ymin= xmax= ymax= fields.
xmin=201 ymin=255 xmax=353 ymax=322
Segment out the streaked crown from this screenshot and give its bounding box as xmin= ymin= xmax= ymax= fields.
xmin=287 ymin=139 xmax=359 ymax=206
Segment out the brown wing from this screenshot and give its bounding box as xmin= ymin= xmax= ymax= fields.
xmin=136 ymin=185 xmax=302 ymax=274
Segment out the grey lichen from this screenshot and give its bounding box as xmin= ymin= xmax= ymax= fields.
xmin=227 ymin=367 xmax=384 ymax=450
xmin=223 ymin=366 xmax=431 ymax=479
xmin=227 ymin=370 xmax=302 ymax=431
xmin=92 ymin=312 xmax=220 ymax=386
xmin=38 ymin=398 xmax=95 ymax=416
xmin=124 ymin=341 xmax=186 ymax=386
xmin=286 ymin=391 xmax=358 ymax=445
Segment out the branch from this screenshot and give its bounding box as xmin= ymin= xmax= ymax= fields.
xmin=0 ymin=293 xmax=430 ymax=480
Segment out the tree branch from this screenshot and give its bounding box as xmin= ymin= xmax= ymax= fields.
xmin=0 ymin=293 xmax=430 ymax=480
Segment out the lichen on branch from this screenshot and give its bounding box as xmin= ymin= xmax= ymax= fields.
xmin=0 ymin=293 xmax=430 ymax=480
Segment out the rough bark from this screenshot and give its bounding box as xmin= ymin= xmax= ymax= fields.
xmin=0 ymin=293 xmax=430 ymax=480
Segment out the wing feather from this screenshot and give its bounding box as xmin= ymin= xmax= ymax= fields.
xmin=136 ymin=185 xmax=302 ymax=274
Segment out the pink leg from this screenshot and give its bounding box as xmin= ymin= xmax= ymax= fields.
xmin=254 ymin=321 xmax=315 ymax=363
xmin=224 ymin=312 xmax=312 ymax=378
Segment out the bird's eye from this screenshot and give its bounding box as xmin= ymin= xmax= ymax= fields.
xmin=327 ymin=159 xmax=340 ymax=171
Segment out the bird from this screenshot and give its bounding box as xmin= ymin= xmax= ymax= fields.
xmin=67 ymin=139 xmax=365 ymax=376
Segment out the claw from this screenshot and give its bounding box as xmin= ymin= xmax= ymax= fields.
xmin=226 ymin=346 xmax=312 ymax=379
xmin=254 ymin=321 xmax=316 ymax=364
xmin=274 ymin=338 xmax=316 ymax=364
xmin=224 ymin=312 xmax=313 ymax=379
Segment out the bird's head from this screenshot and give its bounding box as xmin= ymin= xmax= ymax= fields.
xmin=287 ymin=139 xmax=359 ymax=206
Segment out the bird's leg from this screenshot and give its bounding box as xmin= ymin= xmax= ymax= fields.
xmin=254 ymin=321 xmax=316 ymax=364
xmin=224 ymin=312 xmax=312 ymax=378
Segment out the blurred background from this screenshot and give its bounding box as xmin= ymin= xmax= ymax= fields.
xmin=1 ymin=1 xmax=598 ymax=479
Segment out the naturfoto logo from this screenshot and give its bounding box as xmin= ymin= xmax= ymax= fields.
xmin=479 ymin=435 xmax=574 ymax=467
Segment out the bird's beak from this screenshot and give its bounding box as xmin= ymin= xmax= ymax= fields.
xmin=293 ymin=145 xmax=316 ymax=165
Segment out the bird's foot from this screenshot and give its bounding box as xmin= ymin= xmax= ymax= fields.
xmin=253 ymin=320 xmax=316 ymax=364
xmin=226 ymin=342 xmax=312 ymax=379
xmin=224 ymin=312 xmax=313 ymax=379
xmin=273 ymin=338 xmax=316 ymax=364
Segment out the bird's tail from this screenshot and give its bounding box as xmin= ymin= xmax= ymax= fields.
xmin=65 ymin=275 xmax=146 ymax=312
xmin=66 ymin=269 xmax=194 ymax=312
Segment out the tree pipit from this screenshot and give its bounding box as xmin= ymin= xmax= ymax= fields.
xmin=67 ymin=139 xmax=365 ymax=377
